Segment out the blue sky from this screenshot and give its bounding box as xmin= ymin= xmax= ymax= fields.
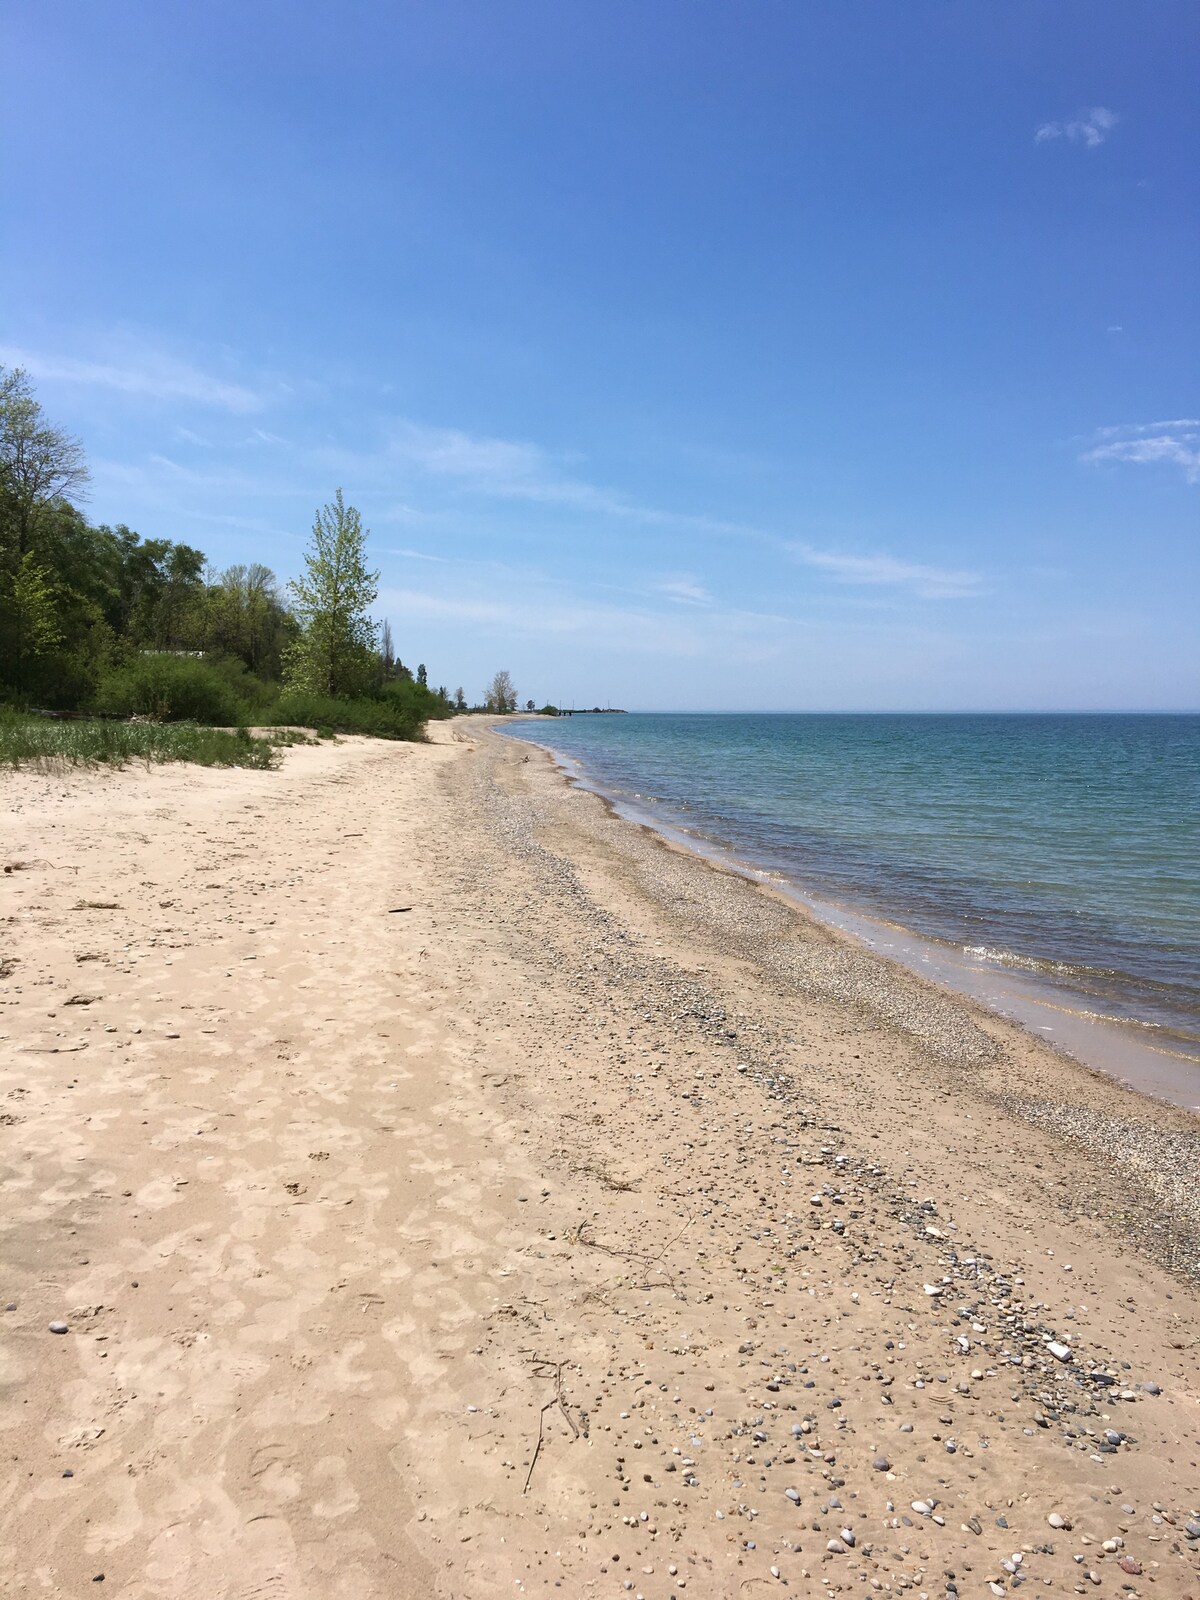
xmin=2 ymin=1 xmax=1197 ymax=709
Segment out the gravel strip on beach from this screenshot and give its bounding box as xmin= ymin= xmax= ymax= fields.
xmin=474 ymin=728 xmax=1200 ymax=1288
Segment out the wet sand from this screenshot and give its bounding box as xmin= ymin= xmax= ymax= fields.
xmin=1 ymin=720 xmax=1197 ymax=1598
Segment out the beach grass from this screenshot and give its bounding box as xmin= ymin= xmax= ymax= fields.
xmin=0 ymin=713 xmax=279 ymax=770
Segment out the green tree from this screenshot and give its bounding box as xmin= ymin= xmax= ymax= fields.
xmin=416 ymin=662 xmax=428 ymax=687
xmin=454 ymin=686 xmax=466 ymax=710
xmin=283 ymin=489 xmax=379 ymax=697
xmin=204 ymin=563 xmax=292 ymax=676
xmin=1 ymin=552 xmax=61 ymax=695
xmin=485 ymin=670 xmax=517 ymax=713
xmin=380 ymin=619 xmax=395 ymax=678
xmin=0 ymin=367 xmax=90 ymax=571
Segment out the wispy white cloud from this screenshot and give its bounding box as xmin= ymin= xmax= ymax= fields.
xmin=1035 ymin=107 xmax=1118 ymax=147
xmin=657 ymin=576 xmax=713 ymax=605
xmin=1082 ymin=421 xmax=1200 ymax=483
xmin=789 ymin=543 xmax=984 ymax=600
xmin=0 ymin=342 xmax=265 ymax=412
xmin=383 ymin=419 xmax=614 ymax=509
xmin=1093 ymin=418 xmax=1200 ymax=438
xmin=374 ymin=545 xmax=452 ymax=563
xmin=324 ymin=418 xmax=751 ymax=540
xmin=378 ymin=582 xmax=800 ymax=661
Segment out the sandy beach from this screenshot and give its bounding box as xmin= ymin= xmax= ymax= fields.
xmin=1 ymin=718 xmax=1197 ymax=1599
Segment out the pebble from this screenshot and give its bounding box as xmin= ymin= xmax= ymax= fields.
xmin=1046 ymin=1341 xmax=1072 ymax=1362
xmin=784 ymin=1487 xmax=800 ymax=1504
xmin=1048 ymin=1513 xmax=1069 ymax=1530
xmin=872 ymin=1455 xmax=891 ymax=1472
xmin=48 ymin=1321 xmax=69 ymax=1335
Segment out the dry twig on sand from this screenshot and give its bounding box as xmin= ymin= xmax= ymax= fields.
xmin=521 ymin=1356 xmax=580 ymax=1494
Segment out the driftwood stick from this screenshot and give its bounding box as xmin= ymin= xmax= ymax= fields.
xmin=522 ymin=1357 xmax=577 ymax=1493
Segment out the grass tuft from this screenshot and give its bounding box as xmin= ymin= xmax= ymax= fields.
xmin=0 ymin=714 xmax=279 ymax=770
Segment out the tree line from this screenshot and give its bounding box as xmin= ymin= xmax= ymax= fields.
xmin=0 ymin=367 xmax=531 ymax=737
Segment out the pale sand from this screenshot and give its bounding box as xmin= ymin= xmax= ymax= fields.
xmin=1 ymin=720 xmax=1197 ymax=1598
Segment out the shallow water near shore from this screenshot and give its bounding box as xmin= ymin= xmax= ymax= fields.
xmin=503 ymin=711 xmax=1200 ymax=1105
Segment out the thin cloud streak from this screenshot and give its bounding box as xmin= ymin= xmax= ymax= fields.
xmin=789 ymin=543 xmax=984 ymax=599
xmin=658 ymin=577 xmax=713 ymax=605
xmin=0 ymin=343 xmax=265 ymax=413
xmin=1035 ymin=107 xmax=1118 ymax=147
xmin=378 ymin=583 xmax=803 ymax=660
xmin=1082 ymin=421 xmax=1200 ymax=484
xmin=338 ymin=418 xmax=755 ymax=540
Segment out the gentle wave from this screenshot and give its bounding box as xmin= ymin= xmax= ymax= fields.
xmin=506 ymin=712 xmax=1200 ymax=1058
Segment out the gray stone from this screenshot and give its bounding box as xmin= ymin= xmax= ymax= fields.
xmin=48 ymin=1321 xmax=69 ymax=1335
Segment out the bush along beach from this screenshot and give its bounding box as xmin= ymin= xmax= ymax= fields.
xmin=0 ymin=365 xmax=474 ymax=762
xmin=0 ymin=710 xmax=280 ymax=769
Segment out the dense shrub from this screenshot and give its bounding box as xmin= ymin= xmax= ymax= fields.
xmin=94 ymin=654 xmax=242 ymax=724
xmin=204 ymin=653 xmax=280 ymax=716
xmin=380 ymin=677 xmax=453 ymax=722
xmin=268 ymin=690 xmax=425 ymax=740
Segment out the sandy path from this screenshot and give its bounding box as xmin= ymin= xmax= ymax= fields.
xmin=1 ymin=724 xmax=1197 ymax=1598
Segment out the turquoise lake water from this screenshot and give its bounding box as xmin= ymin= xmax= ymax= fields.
xmin=503 ymin=713 xmax=1200 ymax=1062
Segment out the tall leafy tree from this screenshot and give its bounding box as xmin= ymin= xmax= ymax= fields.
xmin=485 ymin=670 xmax=517 ymax=712
xmin=283 ymin=489 xmax=379 ymax=697
xmin=0 ymin=366 xmax=90 ymax=570
xmin=205 ymin=563 xmax=292 ymax=675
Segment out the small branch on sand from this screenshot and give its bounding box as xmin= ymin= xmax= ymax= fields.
xmin=521 ymin=1356 xmax=580 ymax=1494
xmin=568 ymin=1204 xmax=693 ymax=1296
